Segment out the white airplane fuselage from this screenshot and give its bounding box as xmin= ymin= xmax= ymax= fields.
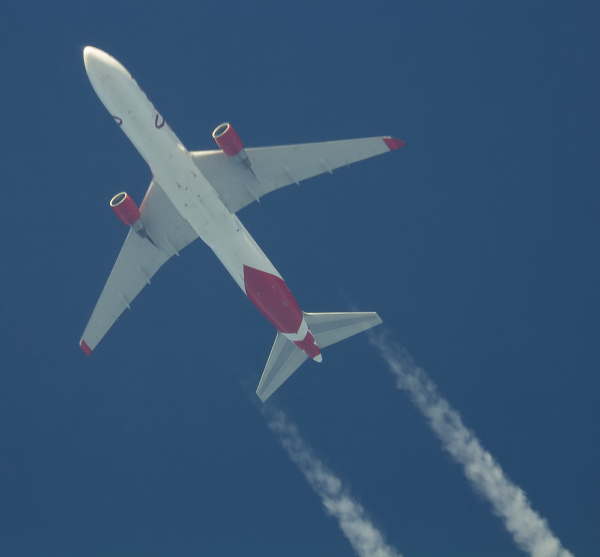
xmin=84 ymin=47 xmax=321 ymax=360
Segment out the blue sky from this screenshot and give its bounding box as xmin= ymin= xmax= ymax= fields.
xmin=0 ymin=1 xmax=598 ymax=556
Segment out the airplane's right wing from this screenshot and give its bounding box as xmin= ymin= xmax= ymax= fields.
xmin=79 ymin=181 xmax=198 ymax=354
xmin=191 ymin=136 xmax=404 ymax=214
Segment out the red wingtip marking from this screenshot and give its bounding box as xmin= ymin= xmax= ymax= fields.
xmin=80 ymin=340 xmax=92 ymax=356
xmin=383 ymin=137 xmax=405 ymax=151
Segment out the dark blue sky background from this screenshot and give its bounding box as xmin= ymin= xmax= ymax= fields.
xmin=0 ymin=1 xmax=598 ymax=556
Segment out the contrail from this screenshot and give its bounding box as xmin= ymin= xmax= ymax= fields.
xmin=370 ymin=332 xmax=573 ymax=557
xmin=263 ymin=406 xmax=403 ymax=557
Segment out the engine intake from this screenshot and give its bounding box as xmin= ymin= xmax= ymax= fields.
xmin=110 ymin=192 xmax=141 ymax=226
xmin=212 ymin=123 xmax=244 ymax=156
xmin=212 ymin=122 xmax=255 ymax=175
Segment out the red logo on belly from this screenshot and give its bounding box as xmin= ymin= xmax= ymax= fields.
xmin=243 ymin=266 xmax=302 ymax=334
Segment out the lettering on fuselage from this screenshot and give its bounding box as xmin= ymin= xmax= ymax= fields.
xmin=132 ymin=77 xmax=170 ymax=132
xmin=113 ymin=116 xmax=123 ymax=126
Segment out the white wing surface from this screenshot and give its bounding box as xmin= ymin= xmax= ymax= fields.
xmin=304 ymin=312 xmax=383 ymax=348
xmin=256 ymin=311 xmax=383 ymax=401
xmin=79 ymin=181 xmax=198 ymax=354
xmin=191 ymin=136 xmax=403 ymax=214
xmin=256 ymin=333 xmax=308 ymax=402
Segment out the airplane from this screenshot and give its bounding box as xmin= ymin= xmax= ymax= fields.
xmin=80 ymin=46 xmax=404 ymax=401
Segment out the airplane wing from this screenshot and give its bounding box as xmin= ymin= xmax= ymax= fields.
xmin=191 ymin=136 xmax=404 ymax=214
xmin=79 ymin=181 xmax=198 ymax=354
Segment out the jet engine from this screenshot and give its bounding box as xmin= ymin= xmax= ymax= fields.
xmin=212 ymin=123 xmax=254 ymax=174
xmin=110 ymin=192 xmax=141 ymax=226
xmin=110 ymin=192 xmax=154 ymax=244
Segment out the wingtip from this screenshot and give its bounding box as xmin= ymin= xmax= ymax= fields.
xmin=80 ymin=340 xmax=92 ymax=356
xmin=383 ymin=137 xmax=405 ymax=151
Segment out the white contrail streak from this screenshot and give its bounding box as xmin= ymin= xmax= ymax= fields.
xmin=370 ymin=333 xmax=573 ymax=557
xmin=263 ymin=406 xmax=403 ymax=557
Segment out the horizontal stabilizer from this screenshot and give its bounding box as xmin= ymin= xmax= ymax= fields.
xmin=256 ymin=311 xmax=382 ymax=402
xmin=256 ymin=333 xmax=308 ymax=402
xmin=304 ymin=311 xmax=382 ymax=348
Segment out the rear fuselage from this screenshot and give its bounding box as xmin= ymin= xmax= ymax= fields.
xmin=83 ymin=47 xmax=321 ymax=360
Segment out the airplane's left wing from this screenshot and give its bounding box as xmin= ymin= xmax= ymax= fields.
xmin=79 ymin=181 xmax=198 ymax=355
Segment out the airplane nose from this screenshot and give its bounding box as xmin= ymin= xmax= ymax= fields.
xmin=83 ymin=46 xmax=103 ymax=70
xmin=83 ymin=46 xmax=132 ymax=88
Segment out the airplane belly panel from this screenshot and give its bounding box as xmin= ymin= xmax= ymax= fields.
xmin=243 ymin=266 xmax=302 ymax=334
xmin=207 ymin=215 xmax=280 ymax=290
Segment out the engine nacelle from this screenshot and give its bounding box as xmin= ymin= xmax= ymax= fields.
xmin=212 ymin=123 xmax=254 ymax=175
xmin=110 ymin=192 xmax=141 ymax=226
xmin=212 ymin=122 xmax=244 ymax=156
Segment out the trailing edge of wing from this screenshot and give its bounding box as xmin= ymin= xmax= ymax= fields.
xmin=256 ymin=333 xmax=308 ymax=402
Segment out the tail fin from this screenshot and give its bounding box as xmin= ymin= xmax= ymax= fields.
xmin=256 ymin=311 xmax=382 ymax=401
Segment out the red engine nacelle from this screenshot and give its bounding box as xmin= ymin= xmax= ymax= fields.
xmin=212 ymin=122 xmax=244 ymax=156
xmin=110 ymin=192 xmax=141 ymax=226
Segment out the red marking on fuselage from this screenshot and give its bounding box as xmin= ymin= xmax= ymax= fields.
xmin=294 ymin=331 xmax=321 ymax=359
xmin=113 ymin=116 xmax=123 ymax=126
xmin=244 ymin=266 xmax=302 ymax=334
xmin=80 ymin=340 xmax=92 ymax=356
xmin=155 ymin=115 xmax=165 ymax=129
